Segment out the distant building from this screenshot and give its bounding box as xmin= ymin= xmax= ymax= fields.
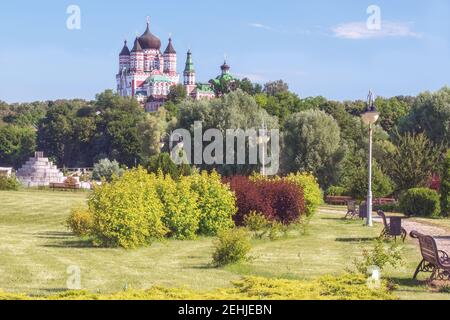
xmin=116 ymin=19 xmax=236 ymax=112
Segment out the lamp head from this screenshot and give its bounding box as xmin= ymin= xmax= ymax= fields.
xmin=362 ymin=90 xmax=380 ymax=125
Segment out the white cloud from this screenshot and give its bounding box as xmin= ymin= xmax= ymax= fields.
xmin=332 ymin=21 xmax=422 ymax=40
xmin=248 ymin=23 xmax=273 ymax=30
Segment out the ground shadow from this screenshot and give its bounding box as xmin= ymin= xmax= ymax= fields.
xmin=42 ymin=239 xmax=94 ymax=249
xmin=35 ymin=231 xmax=74 ymax=240
xmin=335 ymin=237 xmax=377 ymax=243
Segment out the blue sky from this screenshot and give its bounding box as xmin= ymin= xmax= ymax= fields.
xmin=0 ymin=0 xmax=449 ymax=103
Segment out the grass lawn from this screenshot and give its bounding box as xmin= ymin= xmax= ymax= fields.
xmin=0 ymin=190 xmax=449 ymax=300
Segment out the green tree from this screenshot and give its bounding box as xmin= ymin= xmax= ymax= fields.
xmin=339 ymin=151 xmax=394 ymax=200
xmin=386 ymin=131 xmax=442 ymax=194
xmin=146 ymin=153 xmax=191 ymax=180
xmin=0 ymin=124 xmax=36 ymax=167
xmin=263 ymin=80 xmax=289 ymax=96
xmin=92 ymin=158 xmax=124 ymax=182
xmin=400 ymin=87 xmax=450 ymax=146
xmin=441 ymin=150 xmax=450 ymax=216
xmin=167 ymin=84 xmax=187 ymax=104
xmin=282 ymin=110 xmax=345 ymax=187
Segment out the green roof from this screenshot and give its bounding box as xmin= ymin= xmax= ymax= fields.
xmin=184 ymin=51 xmax=195 ymax=73
xmin=145 ymin=74 xmax=172 ymax=84
xmin=196 ymin=83 xmax=214 ymax=93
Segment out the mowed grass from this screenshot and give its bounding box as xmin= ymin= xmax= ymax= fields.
xmin=0 ymin=190 xmax=449 ymax=299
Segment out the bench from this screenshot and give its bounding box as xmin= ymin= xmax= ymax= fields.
xmin=344 ymin=201 xmax=359 ymax=219
xmin=325 ymin=196 xmax=353 ymax=205
xmin=377 ymin=211 xmax=407 ymax=242
xmin=410 ymin=231 xmax=450 ymax=282
xmin=373 ymin=198 xmax=397 ymax=206
xmin=50 ymin=182 xmax=80 ymax=191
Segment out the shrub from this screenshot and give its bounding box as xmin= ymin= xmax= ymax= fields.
xmin=92 ymin=159 xmax=124 ymax=182
xmin=352 ymin=239 xmax=404 ymax=275
xmin=257 ymin=179 xmax=305 ymax=224
xmin=326 ymin=186 xmax=347 ymax=197
xmin=156 ymin=174 xmax=201 ymax=240
xmin=285 ymin=172 xmax=322 ymax=216
xmin=88 ymin=168 xmax=167 ymax=248
xmin=441 ymin=150 xmax=450 ymax=216
xmin=212 ymin=228 xmax=251 ymax=267
xmin=0 ymin=274 xmax=396 ymax=300
xmin=66 ymin=206 xmax=93 ymax=237
xmin=147 ymin=153 xmax=191 ymax=180
xmin=226 ymin=176 xmax=305 ymax=225
xmin=0 ymin=175 xmax=20 ymax=191
xmin=399 ymin=188 xmax=441 ymax=217
xmin=244 ymin=211 xmax=271 ymax=239
xmin=188 ymin=171 xmax=236 ymax=236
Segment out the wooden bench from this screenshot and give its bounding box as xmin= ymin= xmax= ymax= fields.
xmin=377 ymin=211 xmax=407 ymax=242
xmin=325 ymin=196 xmax=353 ymax=205
xmin=373 ymin=198 xmax=397 ymax=206
xmin=50 ymin=182 xmax=80 ymax=191
xmin=344 ymin=201 xmax=359 ymax=219
xmin=410 ymin=231 xmax=450 ymax=282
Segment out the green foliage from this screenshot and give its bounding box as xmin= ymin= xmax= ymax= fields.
xmin=146 ymin=153 xmax=191 ymax=180
xmin=156 ymin=174 xmax=201 ymax=240
xmin=386 ymin=131 xmax=442 ymax=194
xmin=352 ymin=239 xmax=404 ymax=275
xmin=326 ymin=186 xmax=347 ymax=197
xmin=212 ymin=228 xmax=251 ymax=267
xmin=283 ymin=110 xmax=345 ymax=187
xmin=244 ymin=211 xmax=272 ymax=239
xmin=167 ymin=84 xmax=187 ymax=104
xmin=399 ymin=188 xmax=441 ymax=217
xmin=340 ymin=152 xmax=394 ymax=200
xmin=441 ymin=150 xmax=450 ymax=216
xmin=177 ymin=90 xmax=278 ymax=176
xmin=0 ymin=175 xmax=20 ymax=191
xmin=188 ymin=171 xmax=236 ymax=236
xmin=0 ymin=274 xmax=395 ymax=300
xmin=88 ymin=168 xmax=167 ymax=248
xmin=92 ymin=159 xmax=124 ymax=182
xmin=400 ymin=87 xmax=450 ymax=146
xmin=0 ymin=125 xmax=36 ymax=167
xmin=285 ymin=172 xmax=322 ymax=216
xmin=263 ymin=80 xmax=289 ymax=96
xmin=66 ymin=206 xmax=93 ymax=237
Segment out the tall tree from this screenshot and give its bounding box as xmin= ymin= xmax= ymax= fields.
xmin=282 ymin=109 xmax=345 ymax=187
xmin=386 ymin=131 xmax=442 ymax=194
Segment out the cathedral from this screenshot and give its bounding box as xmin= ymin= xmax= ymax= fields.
xmin=116 ymin=19 xmax=227 ymax=112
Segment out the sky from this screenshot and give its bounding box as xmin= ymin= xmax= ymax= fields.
xmin=0 ymin=0 xmax=449 ymax=103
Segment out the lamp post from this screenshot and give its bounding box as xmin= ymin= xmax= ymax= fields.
xmin=361 ymin=91 xmax=380 ymax=227
xmin=257 ymin=120 xmax=270 ymax=176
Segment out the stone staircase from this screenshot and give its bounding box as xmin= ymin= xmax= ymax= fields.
xmin=16 ymin=152 xmax=65 ymax=187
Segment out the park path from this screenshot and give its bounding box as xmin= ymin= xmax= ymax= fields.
xmin=319 ymin=207 xmax=450 ymax=252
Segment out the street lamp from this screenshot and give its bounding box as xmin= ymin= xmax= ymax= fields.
xmin=361 ymin=90 xmax=380 ymax=227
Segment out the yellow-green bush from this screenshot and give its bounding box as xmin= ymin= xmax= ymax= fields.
xmin=212 ymin=228 xmax=251 ymax=266
xmin=88 ymin=168 xmax=167 ymax=249
xmin=156 ymin=174 xmax=201 ymax=240
xmin=285 ymin=172 xmax=322 ymax=216
xmin=0 ymin=274 xmax=396 ymax=300
xmin=188 ymin=171 xmax=236 ymax=236
xmin=66 ymin=206 xmax=93 ymax=237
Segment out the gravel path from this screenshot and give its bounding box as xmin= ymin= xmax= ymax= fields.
xmin=320 ymin=208 xmax=450 ymax=252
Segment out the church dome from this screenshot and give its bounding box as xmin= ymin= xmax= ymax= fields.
xmin=139 ymin=22 xmax=161 ymax=50
xmin=119 ymin=40 xmax=130 ymax=56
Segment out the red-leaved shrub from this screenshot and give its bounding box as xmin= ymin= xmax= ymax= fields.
xmin=225 ymin=176 xmax=305 ymax=225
